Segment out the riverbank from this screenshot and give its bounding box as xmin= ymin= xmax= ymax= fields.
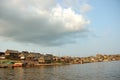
xmin=0 ymin=59 xmax=120 ymax=68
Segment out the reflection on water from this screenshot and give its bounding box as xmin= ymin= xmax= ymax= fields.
xmin=0 ymin=61 xmax=120 ymax=80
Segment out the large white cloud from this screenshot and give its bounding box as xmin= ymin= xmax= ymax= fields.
xmin=0 ymin=0 xmax=91 ymax=46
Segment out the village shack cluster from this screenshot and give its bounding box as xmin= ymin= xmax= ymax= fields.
xmin=0 ymin=49 xmax=120 ymax=68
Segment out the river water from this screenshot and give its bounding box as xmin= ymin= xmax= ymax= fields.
xmin=0 ymin=61 xmax=120 ymax=80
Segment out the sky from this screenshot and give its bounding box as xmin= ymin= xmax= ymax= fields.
xmin=0 ymin=0 xmax=120 ymax=57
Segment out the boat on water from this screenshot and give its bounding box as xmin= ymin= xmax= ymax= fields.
xmin=0 ymin=61 xmax=23 ymax=68
xmin=13 ymin=63 xmax=23 ymax=67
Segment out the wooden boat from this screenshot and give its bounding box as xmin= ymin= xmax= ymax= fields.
xmin=13 ymin=63 xmax=23 ymax=67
